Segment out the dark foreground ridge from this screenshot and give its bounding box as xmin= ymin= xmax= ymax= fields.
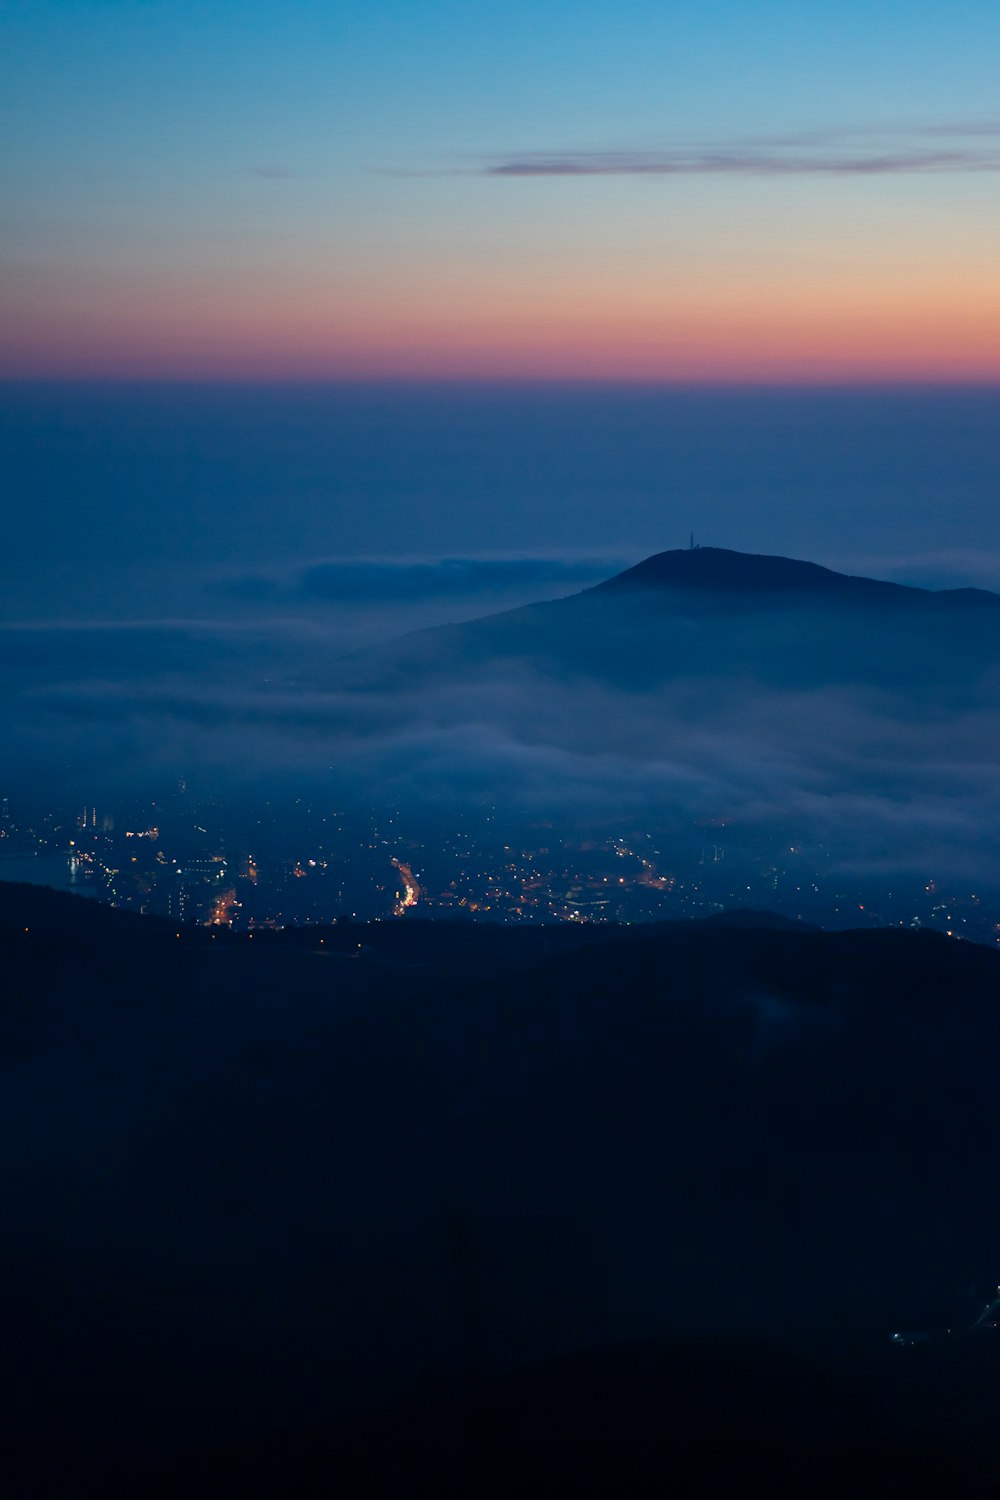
xmin=5 ymin=880 xmax=1000 ymax=1497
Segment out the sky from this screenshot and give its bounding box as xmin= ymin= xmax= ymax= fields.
xmin=3 ymin=0 xmax=1000 ymax=382
xmin=3 ymin=3 xmax=1000 ymax=880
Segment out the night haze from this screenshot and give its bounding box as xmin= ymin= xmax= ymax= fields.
xmin=4 ymin=2 xmax=1000 ymax=1496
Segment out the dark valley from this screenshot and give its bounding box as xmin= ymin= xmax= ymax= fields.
xmin=4 ymin=880 xmax=1000 ymax=1495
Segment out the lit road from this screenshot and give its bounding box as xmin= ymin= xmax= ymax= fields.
xmin=391 ymin=859 xmax=420 ymax=917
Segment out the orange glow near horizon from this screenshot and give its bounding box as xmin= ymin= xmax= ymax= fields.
xmin=4 ymin=253 xmax=1000 ymax=384
xmin=6 ymin=0 xmax=1000 ymax=389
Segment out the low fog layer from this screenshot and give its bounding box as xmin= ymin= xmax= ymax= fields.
xmin=4 ymin=547 xmax=1000 ymax=891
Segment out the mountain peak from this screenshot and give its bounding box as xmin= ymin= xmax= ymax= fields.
xmin=596 ymin=547 xmax=898 ymax=598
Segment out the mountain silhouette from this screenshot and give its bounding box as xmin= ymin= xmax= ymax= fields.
xmin=594 ymin=545 xmax=1000 ymax=605
xmin=338 ymin=545 xmax=1000 ymax=693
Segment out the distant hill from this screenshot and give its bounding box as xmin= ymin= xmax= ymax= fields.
xmin=594 ymin=545 xmax=1000 ymax=605
xmin=339 ymin=545 xmax=1000 ymax=693
xmin=310 ymin=547 xmax=1000 ymax=936
xmin=5 ymin=881 xmax=1000 ymax=1496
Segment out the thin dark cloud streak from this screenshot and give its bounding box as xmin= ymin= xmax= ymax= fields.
xmin=249 ymin=164 xmax=299 ymax=180
xmin=424 ymin=120 xmax=1000 ymax=180
xmin=101 ymin=121 xmax=1000 ymax=185
xmin=484 ymin=148 xmax=1000 ymax=178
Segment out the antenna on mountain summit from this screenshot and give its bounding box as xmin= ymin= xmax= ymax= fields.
xmin=689 ymin=532 xmax=699 ymax=550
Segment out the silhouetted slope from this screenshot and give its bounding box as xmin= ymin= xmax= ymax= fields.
xmin=339 ymin=545 xmax=1000 ymax=693
xmin=597 ymin=546 xmax=907 ymax=598
xmin=5 ymin=884 xmax=1000 ymax=1497
xmin=594 ymin=545 xmax=1000 ymax=605
xmin=0 ymin=878 xmax=174 ymax=941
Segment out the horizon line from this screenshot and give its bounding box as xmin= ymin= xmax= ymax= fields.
xmin=4 ymin=374 xmax=1000 ymax=392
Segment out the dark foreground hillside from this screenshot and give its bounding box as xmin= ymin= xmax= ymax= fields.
xmin=3 ymin=881 xmax=1000 ymax=1497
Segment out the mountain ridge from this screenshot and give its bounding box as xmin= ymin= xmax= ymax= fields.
xmin=337 ymin=543 xmax=1000 ymax=696
xmin=591 ymin=546 xmax=1000 ymax=606
xmin=6 ymin=872 xmax=1000 ymax=1497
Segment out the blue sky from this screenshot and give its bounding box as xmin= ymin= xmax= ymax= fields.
xmin=3 ymin=0 xmax=1000 ymax=378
